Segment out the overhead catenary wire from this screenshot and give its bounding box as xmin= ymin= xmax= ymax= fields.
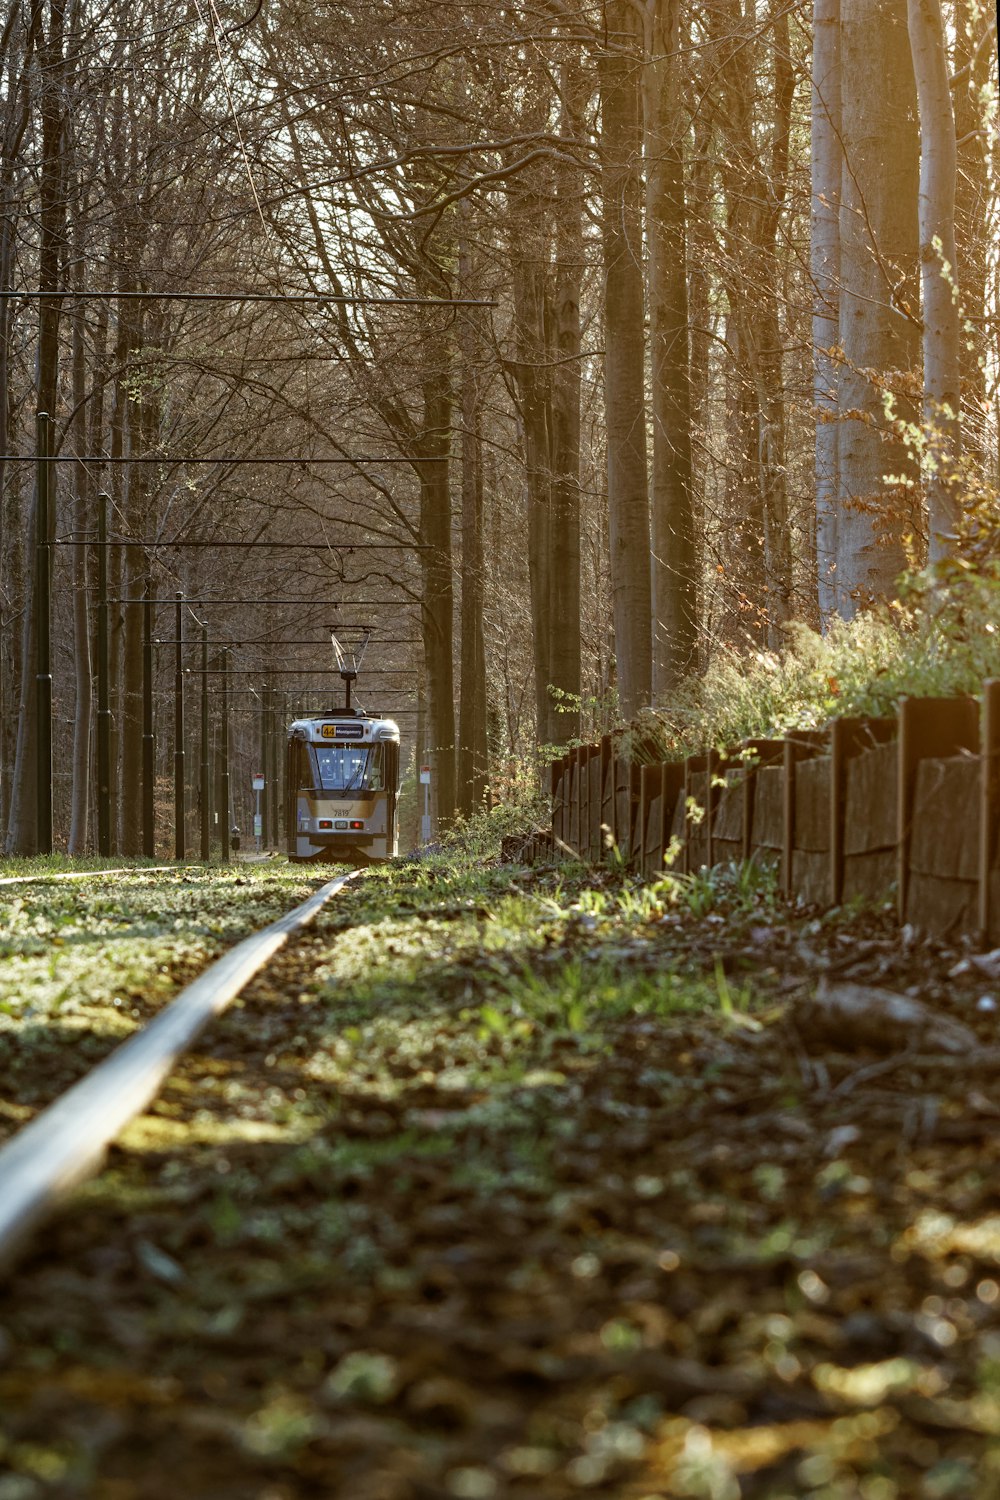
xmin=7 ymin=455 xmax=446 ymax=464
xmin=52 ymin=539 xmax=428 ymax=549
xmin=0 ymin=290 xmax=497 ymax=305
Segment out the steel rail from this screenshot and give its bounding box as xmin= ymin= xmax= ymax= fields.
xmin=0 ymin=870 xmax=359 ymax=1271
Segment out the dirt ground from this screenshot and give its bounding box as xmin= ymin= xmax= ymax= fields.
xmin=2 ymin=854 xmax=1000 ymax=1499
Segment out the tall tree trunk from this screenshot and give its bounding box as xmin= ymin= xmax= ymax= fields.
xmin=457 ymin=232 xmax=488 ymax=816
xmin=758 ymin=0 xmax=795 ymax=643
xmin=952 ymin=0 xmax=995 ymax=472
xmin=6 ymin=0 xmax=64 ymax=854
xmin=0 ymin=0 xmax=30 ymax=835
xmin=643 ymin=0 xmax=697 ymax=696
xmin=908 ymin=0 xmax=961 ymax=558
xmin=68 ymin=254 xmax=92 ymax=852
xmin=600 ymin=0 xmax=651 ymax=719
xmin=548 ymin=56 xmax=584 ymax=742
xmin=836 ymin=0 xmax=920 ymax=611
xmin=812 ymin=0 xmax=842 ymax=623
xmin=510 ymin=242 xmax=555 ymax=743
xmin=416 ymin=354 xmax=455 ymax=830
xmin=120 ymin=302 xmax=147 ymax=856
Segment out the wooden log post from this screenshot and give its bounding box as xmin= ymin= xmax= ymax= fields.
xmin=682 ymin=749 xmax=722 ymax=872
xmin=600 ymin=734 xmax=615 ymax=860
xmin=830 ymin=716 xmax=897 ymax=904
xmin=662 ymin=763 xmax=685 ymax=868
xmin=981 ymin=683 xmax=1000 ymax=942
xmin=567 ymin=747 xmax=580 ymax=856
xmin=578 ymin=745 xmax=592 ymax=862
xmin=740 ymin=740 xmax=779 ymax=864
xmin=710 ymin=750 xmax=746 ymax=867
xmin=628 ymin=761 xmax=642 ymax=867
xmin=588 ymin=742 xmax=604 ymax=861
xmin=614 ymin=748 xmax=630 ymax=858
xmin=783 ymin=730 xmax=829 ymax=899
xmin=551 ymin=755 xmax=567 ymax=854
xmin=639 ymin=763 xmax=657 ymax=877
xmin=741 ymin=739 xmax=785 ymax=868
xmin=898 ymin=695 xmax=979 ymax=925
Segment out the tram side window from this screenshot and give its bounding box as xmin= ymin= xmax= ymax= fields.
xmin=292 ymin=739 xmax=313 ymax=791
xmin=383 ymin=741 xmax=399 ymax=791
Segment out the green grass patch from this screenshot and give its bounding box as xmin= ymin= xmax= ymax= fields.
xmin=0 ymin=863 xmax=337 ymax=1116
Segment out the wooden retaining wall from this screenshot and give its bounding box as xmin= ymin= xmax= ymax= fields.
xmin=545 ymin=686 xmax=995 ymax=942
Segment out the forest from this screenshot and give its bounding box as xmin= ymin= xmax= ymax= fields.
xmin=4 ymin=7 xmax=1000 ymax=1491
xmin=0 ymin=0 xmax=997 ymax=854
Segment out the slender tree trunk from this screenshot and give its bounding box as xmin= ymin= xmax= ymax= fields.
xmin=759 ymin=0 xmax=795 ymax=642
xmin=68 ymin=253 xmax=91 ymax=852
xmin=812 ymin=0 xmax=842 ymax=623
xmin=548 ymin=56 xmax=584 ymax=742
xmin=457 ymin=233 xmax=488 ymax=816
xmin=600 ymin=0 xmax=651 ymax=718
xmin=643 ymin=0 xmax=696 ymax=696
xmin=120 ymin=303 xmax=147 ymax=856
xmin=510 ymin=245 xmax=555 ymax=744
xmin=416 ymin=355 xmax=455 ymax=829
xmin=7 ymin=0 xmax=64 ymax=854
xmin=952 ymin=0 xmax=995 ymax=471
xmin=836 ymin=0 xmax=920 ymax=611
xmin=908 ymin=0 xmax=961 ymax=558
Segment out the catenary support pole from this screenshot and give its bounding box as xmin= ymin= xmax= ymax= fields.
xmin=220 ymin=649 xmax=230 ymax=861
xmin=96 ymin=492 xmax=111 ymax=855
xmin=268 ymin=684 xmax=276 ymax=847
xmin=274 ymin=689 xmax=282 ymax=847
xmin=259 ymin=683 xmax=267 ymax=849
xmin=200 ymin=625 xmax=210 ymax=861
xmin=142 ymin=578 xmax=155 ymax=856
xmin=174 ymin=593 xmax=185 ymax=860
xmin=35 ymin=412 xmax=52 ymax=854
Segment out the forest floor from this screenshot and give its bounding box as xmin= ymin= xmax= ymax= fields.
xmin=1 ymin=851 xmax=1000 ymax=1499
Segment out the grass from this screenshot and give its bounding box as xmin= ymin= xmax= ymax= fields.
xmin=620 ymin=570 xmax=1000 ymax=763
xmin=0 ymin=863 xmax=336 ymax=1121
xmin=2 ymin=843 xmax=997 ymax=1497
xmin=0 ymin=853 xmax=173 ymax=880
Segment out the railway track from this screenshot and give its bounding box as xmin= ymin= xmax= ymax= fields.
xmin=0 ymin=870 xmax=359 ymax=1268
xmin=2 ymin=853 xmax=1000 ymax=1497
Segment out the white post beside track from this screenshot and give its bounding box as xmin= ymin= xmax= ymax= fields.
xmin=0 ymin=870 xmax=360 ymax=1271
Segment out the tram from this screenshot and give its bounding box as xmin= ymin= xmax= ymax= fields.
xmin=285 ymin=630 xmax=401 ymax=865
xmin=286 ymin=712 xmax=400 ymax=864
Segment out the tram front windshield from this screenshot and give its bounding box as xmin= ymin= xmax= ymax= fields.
xmin=310 ymin=744 xmax=383 ymax=794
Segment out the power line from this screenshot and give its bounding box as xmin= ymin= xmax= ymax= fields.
xmin=5 ymin=455 xmax=443 ymax=464
xmin=113 ymin=597 xmax=415 ymax=606
xmin=150 ymin=637 xmax=421 ymax=646
xmin=1 ymin=290 xmax=496 ymax=306
xmin=55 ymin=539 xmax=426 ymax=550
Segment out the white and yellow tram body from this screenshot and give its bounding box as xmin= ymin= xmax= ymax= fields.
xmin=286 ymin=714 xmax=400 ymax=864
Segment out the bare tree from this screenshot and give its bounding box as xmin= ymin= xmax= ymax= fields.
xmin=908 ymin=0 xmax=961 ymax=557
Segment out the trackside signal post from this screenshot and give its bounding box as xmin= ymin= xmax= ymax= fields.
xmin=252 ymin=770 xmax=265 ymax=850
xmin=420 ymin=762 xmax=431 ymax=843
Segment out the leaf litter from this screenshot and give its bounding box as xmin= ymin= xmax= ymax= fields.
xmin=1 ymin=853 xmax=1000 ymax=1498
